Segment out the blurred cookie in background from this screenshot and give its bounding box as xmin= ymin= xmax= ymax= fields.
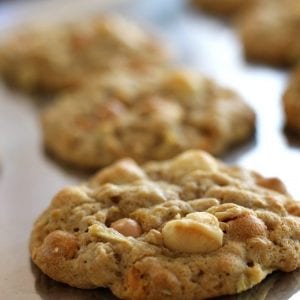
xmin=192 ymin=0 xmax=258 ymax=17
xmin=283 ymin=66 xmax=300 ymax=135
xmin=42 ymin=68 xmax=255 ymax=169
xmin=0 ymin=16 xmax=170 ymax=94
xmin=236 ymin=0 xmax=300 ymax=66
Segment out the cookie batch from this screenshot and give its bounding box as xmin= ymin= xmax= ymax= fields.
xmin=0 ymin=6 xmax=299 ymax=300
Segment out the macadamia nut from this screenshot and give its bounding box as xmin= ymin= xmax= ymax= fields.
xmin=162 ymin=212 xmax=223 ymax=253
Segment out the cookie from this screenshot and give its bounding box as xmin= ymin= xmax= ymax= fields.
xmin=192 ymin=0 xmax=257 ymax=16
xmin=0 ymin=16 xmax=169 ymax=93
xmin=42 ymin=68 xmax=255 ymax=169
xmin=237 ymin=0 xmax=300 ymax=66
xmin=283 ymin=67 xmax=300 ymax=134
xmin=30 ymin=150 xmax=300 ymax=300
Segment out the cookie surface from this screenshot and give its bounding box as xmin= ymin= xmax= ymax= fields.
xmin=30 ymin=150 xmax=300 ymax=299
xmin=0 ymin=16 xmax=168 ymax=93
xmin=192 ymin=0 xmax=257 ymax=16
xmin=42 ymin=68 xmax=255 ymax=169
xmin=237 ymin=0 xmax=300 ymax=66
xmin=283 ymin=67 xmax=300 ymax=134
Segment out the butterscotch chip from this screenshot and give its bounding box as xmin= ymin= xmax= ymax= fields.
xmin=110 ymin=218 xmax=142 ymax=238
xmin=236 ymin=0 xmax=300 ymax=66
xmin=42 ymin=68 xmax=255 ymax=169
xmin=30 ymin=150 xmax=300 ymax=299
xmin=0 ymin=16 xmax=169 ymax=93
xmin=283 ymin=66 xmax=300 ymax=135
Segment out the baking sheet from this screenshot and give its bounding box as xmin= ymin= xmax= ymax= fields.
xmin=0 ymin=0 xmax=299 ymax=299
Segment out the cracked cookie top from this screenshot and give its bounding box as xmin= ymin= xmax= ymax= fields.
xmin=30 ymin=150 xmax=300 ymax=300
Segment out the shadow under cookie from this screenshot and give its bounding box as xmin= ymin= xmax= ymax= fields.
xmin=31 ymin=257 xmax=300 ymax=300
xmin=31 ymin=260 xmax=117 ymax=300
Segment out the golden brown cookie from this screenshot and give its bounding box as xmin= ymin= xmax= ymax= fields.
xmin=42 ymin=68 xmax=255 ymax=169
xmin=283 ymin=66 xmax=300 ymax=134
xmin=30 ymin=150 xmax=300 ymax=300
xmin=237 ymin=0 xmax=300 ymax=66
xmin=192 ymin=0 xmax=257 ymax=16
xmin=0 ymin=16 xmax=169 ymax=93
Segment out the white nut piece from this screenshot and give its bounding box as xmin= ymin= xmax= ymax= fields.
xmin=162 ymin=70 xmax=203 ymax=96
xmin=92 ymin=159 xmax=145 ymax=185
xmin=162 ymin=212 xmax=223 ymax=253
xmin=168 ymin=150 xmax=218 ymax=176
xmin=139 ymin=97 xmax=184 ymax=123
xmin=188 ymin=198 xmax=220 ymax=211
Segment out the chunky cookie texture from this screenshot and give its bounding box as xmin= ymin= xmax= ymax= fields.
xmin=0 ymin=16 xmax=168 ymax=93
xmin=237 ymin=0 xmax=300 ymax=66
xmin=30 ymin=150 xmax=300 ymax=300
xmin=193 ymin=0 xmax=257 ymax=16
xmin=283 ymin=67 xmax=300 ymax=135
xmin=42 ymin=68 xmax=255 ymax=169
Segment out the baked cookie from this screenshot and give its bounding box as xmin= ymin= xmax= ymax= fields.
xmin=0 ymin=16 xmax=169 ymax=93
xmin=192 ymin=0 xmax=257 ymax=16
xmin=237 ymin=0 xmax=300 ymax=66
xmin=30 ymin=150 xmax=300 ymax=300
xmin=42 ymin=68 xmax=255 ymax=169
xmin=283 ymin=66 xmax=300 ymax=134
